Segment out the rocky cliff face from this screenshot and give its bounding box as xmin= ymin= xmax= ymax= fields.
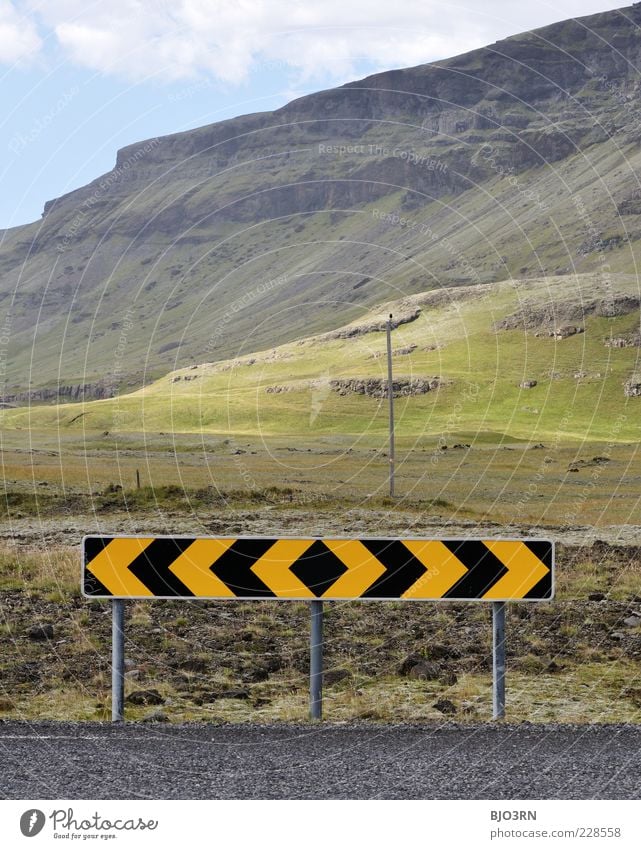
xmin=2 ymin=5 xmax=641 ymax=397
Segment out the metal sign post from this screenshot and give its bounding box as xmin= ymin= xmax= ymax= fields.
xmin=310 ymin=600 xmax=324 ymax=720
xmin=111 ymin=599 xmax=125 ymax=722
xmin=492 ymin=602 xmax=506 ymax=720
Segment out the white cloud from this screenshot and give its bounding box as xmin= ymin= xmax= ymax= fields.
xmin=0 ymin=1 xmax=41 ymax=64
xmin=9 ymin=1 xmax=632 ymax=84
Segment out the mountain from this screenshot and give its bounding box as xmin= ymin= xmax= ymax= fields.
xmin=2 ymin=4 xmax=641 ymax=399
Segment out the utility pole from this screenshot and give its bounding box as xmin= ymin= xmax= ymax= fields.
xmin=386 ymin=313 xmax=395 ymax=498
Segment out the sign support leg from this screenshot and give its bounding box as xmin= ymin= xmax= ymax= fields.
xmin=310 ymin=600 xmax=324 ymax=720
xmin=492 ymin=601 xmax=506 ymax=720
xmin=112 ymin=599 xmax=125 ymax=722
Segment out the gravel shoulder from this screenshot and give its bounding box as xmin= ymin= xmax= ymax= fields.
xmin=0 ymin=721 xmax=639 ymax=799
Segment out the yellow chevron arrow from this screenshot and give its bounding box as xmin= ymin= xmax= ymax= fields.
xmin=87 ymin=538 xmax=155 ymax=597
xmin=251 ymin=539 xmax=317 ymax=598
xmin=400 ymin=540 xmax=469 ymax=599
xmin=481 ymin=541 xmax=550 ymax=599
xmin=168 ymin=539 xmax=237 ymax=597
xmin=320 ymin=540 xmax=386 ymax=598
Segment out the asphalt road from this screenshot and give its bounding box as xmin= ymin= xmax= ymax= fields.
xmin=0 ymin=721 xmax=638 ymax=799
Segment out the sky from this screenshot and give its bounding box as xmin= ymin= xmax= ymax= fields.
xmin=0 ymin=0 xmax=630 ymax=229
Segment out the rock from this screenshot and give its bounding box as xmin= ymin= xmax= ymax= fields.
xmin=141 ymin=709 xmax=169 ymax=723
xmin=439 ymin=670 xmax=458 ymax=686
xmin=125 ymin=688 xmax=165 ymax=706
xmin=242 ymin=665 xmax=270 ymax=683
xmin=519 ymin=379 xmax=537 ymax=389
xmin=588 ymin=592 xmax=606 ymax=601
xmin=624 ymin=378 xmax=641 ymax=397
xmin=397 ymin=652 xmax=423 ymax=676
xmin=408 ymin=662 xmax=442 ymax=681
xmin=330 ymin=377 xmax=441 ymax=398
xmin=623 ymin=615 xmax=641 ymax=627
xmin=219 ymin=688 xmax=250 ymax=700
xmin=551 ymin=325 xmax=583 ymax=339
xmin=324 ymin=669 xmax=351 ymax=686
xmin=27 ymin=624 xmax=54 ymax=640
xmin=426 ymin=643 xmax=462 ymax=661
xmin=433 ymin=698 xmax=457 ymax=715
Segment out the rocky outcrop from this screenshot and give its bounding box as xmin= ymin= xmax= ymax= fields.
xmin=330 ymin=377 xmax=441 ymax=397
xmin=495 ymin=296 xmax=639 ymax=334
xmin=1 ymin=382 xmax=116 ymax=405
xmin=624 ymin=377 xmax=641 ymax=397
xmin=326 ymin=309 xmax=421 ymax=340
xmin=605 ymin=335 xmax=641 ymax=348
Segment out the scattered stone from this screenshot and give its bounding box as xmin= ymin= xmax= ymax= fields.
xmin=408 ymin=662 xmax=442 ymax=681
xmin=621 ymin=687 xmax=641 ymax=706
xmin=623 ymin=615 xmax=641 ymax=628
xmin=624 ymin=377 xmax=641 ymax=397
xmin=219 ymin=688 xmax=250 ymax=700
xmin=242 ymin=665 xmax=270 ymax=683
xmin=439 ymin=670 xmax=458 ymax=686
xmin=398 ymin=652 xmax=423 ymax=676
xmin=574 ymin=371 xmax=587 ymax=379
xmin=519 ymin=380 xmax=537 ymax=389
xmin=125 ymin=689 xmax=165 ymax=706
xmin=141 ymin=709 xmax=169 ymax=723
xmin=551 ymin=325 xmax=583 ymax=339
xmin=426 ymin=643 xmax=462 ymax=661
xmin=433 ymin=698 xmax=457 ymax=715
xmin=371 ymin=344 xmax=417 ymax=359
xmin=27 ymin=624 xmax=54 ymax=641
xmin=324 ymin=669 xmax=351 ymax=686
xmin=265 ymin=385 xmax=293 ymax=394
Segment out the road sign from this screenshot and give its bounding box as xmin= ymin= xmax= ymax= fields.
xmin=83 ymin=536 xmax=554 ymax=601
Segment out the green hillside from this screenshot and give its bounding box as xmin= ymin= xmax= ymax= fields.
xmin=3 ymin=273 xmax=640 ymax=443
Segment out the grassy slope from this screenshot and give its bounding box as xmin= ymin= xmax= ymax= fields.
xmin=3 ymin=272 xmax=640 ymax=443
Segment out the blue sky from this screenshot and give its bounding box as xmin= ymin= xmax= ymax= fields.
xmin=0 ymin=0 xmax=629 ymax=229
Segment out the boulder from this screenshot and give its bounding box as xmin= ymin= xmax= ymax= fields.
xmin=433 ymin=698 xmax=457 ymax=715
xmin=126 ymin=689 xmax=165 ymax=706
xmin=27 ymin=624 xmax=54 ymax=641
